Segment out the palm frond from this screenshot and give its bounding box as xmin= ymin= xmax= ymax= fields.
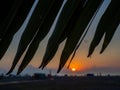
xmin=57 ymin=0 xmax=104 ymax=72
xmin=0 ymin=0 xmax=34 ymax=60
xmin=0 ymin=0 xmax=15 ymax=38
xmin=0 ymin=0 xmax=24 ymax=40
xmin=40 ymin=0 xmax=86 ymax=69
xmin=17 ymin=0 xmax=64 ymax=74
xmin=0 ymin=0 xmax=119 ymax=74
xmin=100 ymin=8 xmax=120 ymax=53
xmin=7 ymin=0 xmax=56 ymax=74
xmin=88 ymin=0 xmax=120 ymax=57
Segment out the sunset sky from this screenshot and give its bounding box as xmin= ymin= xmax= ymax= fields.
xmin=0 ymin=0 xmax=120 ymax=76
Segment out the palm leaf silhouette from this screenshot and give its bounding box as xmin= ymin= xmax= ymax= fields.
xmin=0 ymin=0 xmax=119 ymax=74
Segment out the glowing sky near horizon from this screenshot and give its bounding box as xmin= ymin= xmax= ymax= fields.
xmin=0 ymin=0 xmax=120 ymax=75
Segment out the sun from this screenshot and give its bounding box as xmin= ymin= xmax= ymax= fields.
xmin=71 ymin=68 xmax=76 ymax=72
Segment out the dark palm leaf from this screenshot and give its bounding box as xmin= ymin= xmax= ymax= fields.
xmin=88 ymin=0 xmax=120 ymax=57
xmin=0 ymin=0 xmax=34 ymax=60
xmin=0 ymin=0 xmax=24 ymax=40
xmin=0 ymin=0 xmax=15 ymax=41
xmin=100 ymin=8 xmax=120 ymax=53
xmin=7 ymin=0 xmax=59 ymax=74
xmin=0 ymin=0 xmax=119 ymax=74
xmin=57 ymin=0 xmax=104 ymax=72
xmin=0 ymin=0 xmax=16 ymax=38
xmin=40 ymin=0 xmax=86 ymax=69
xmin=17 ymin=0 xmax=64 ymax=74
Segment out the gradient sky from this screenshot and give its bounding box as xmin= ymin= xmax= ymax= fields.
xmin=0 ymin=0 xmax=120 ymax=76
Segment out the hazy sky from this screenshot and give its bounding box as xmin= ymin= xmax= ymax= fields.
xmin=0 ymin=0 xmax=120 ymax=76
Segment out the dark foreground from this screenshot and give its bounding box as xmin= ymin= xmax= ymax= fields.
xmin=0 ymin=76 xmax=120 ymax=90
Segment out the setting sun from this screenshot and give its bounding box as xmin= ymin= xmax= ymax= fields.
xmin=71 ymin=68 xmax=76 ymax=72
xmin=67 ymin=60 xmax=84 ymax=72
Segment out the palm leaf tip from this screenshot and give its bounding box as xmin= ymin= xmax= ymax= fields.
xmin=17 ymin=69 xmax=22 ymax=75
xmin=100 ymin=44 xmax=106 ymax=54
xmin=57 ymin=64 xmax=63 ymax=73
xmin=17 ymin=64 xmax=26 ymax=75
xmin=100 ymin=0 xmax=120 ymax=54
xmin=87 ymin=48 xmax=94 ymax=57
xmin=39 ymin=64 xmax=43 ymax=69
xmin=6 ymin=68 xmax=13 ymax=75
xmin=39 ymin=63 xmax=45 ymax=70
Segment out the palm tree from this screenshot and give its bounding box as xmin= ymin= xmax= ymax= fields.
xmin=0 ymin=0 xmax=119 ymax=74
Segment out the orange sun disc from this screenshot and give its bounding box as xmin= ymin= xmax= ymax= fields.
xmin=72 ymin=68 xmax=76 ymax=71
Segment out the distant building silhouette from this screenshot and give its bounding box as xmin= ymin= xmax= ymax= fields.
xmin=86 ymin=73 xmax=94 ymax=77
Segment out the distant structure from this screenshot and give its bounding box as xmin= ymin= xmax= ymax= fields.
xmin=64 ymin=74 xmax=68 ymax=77
xmin=86 ymin=73 xmax=94 ymax=77
xmin=32 ymin=73 xmax=46 ymax=79
xmin=47 ymin=70 xmax=54 ymax=80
